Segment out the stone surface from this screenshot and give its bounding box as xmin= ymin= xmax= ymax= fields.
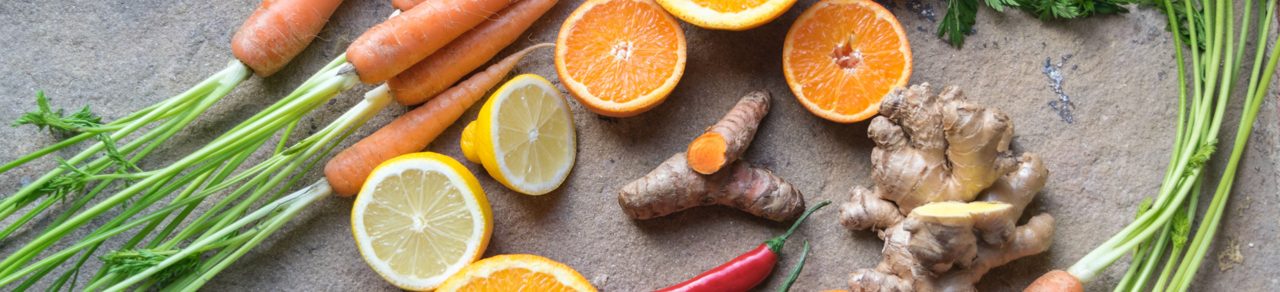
xmin=1 ymin=0 xmax=1278 ymax=291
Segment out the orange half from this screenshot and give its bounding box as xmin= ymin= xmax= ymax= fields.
xmin=555 ymin=0 xmax=687 ymax=117
xmin=436 ymin=254 xmax=597 ymax=292
xmin=655 ymin=0 xmax=797 ymax=30
xmin=783 ymin=0 xmax=912 ymax=123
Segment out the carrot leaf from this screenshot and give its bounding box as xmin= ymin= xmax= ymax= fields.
xmin=13 ymin=91 xmax=104 ymax=137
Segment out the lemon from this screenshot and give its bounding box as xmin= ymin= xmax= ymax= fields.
xmin=655 ymin=0 xmax=797 ymax=31
xmin=436 ymin=254 xmax=597 ymax=292
xmin=461 ymin=74 xmax=577 ymax=196
xmin=351 ymin=152 xmax=492 ymax=291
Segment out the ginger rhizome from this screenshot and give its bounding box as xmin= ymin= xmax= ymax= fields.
xmin=687 ymin=91 xmax=770 ymax=174
xmin=619 ymin=91 xmax=806 ymax=221
xmin=838 ymin=84 xmax=1054 ymax=291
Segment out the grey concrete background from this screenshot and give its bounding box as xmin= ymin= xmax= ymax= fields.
xmin=1 ymin=0 xmax=1277 ymax=291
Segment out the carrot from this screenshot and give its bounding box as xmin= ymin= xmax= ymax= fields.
xmin=391 ymin=0 xmax=425 ymax=11
xmin=231 ymin=0 xmax=345 ymax=77
xmin=1024 ymin=270 xmax=1083 ymax=292
xmin=388 ymin=0 xmax=559 ymax=105
xmin=324 ymin=43 xmax=552 ymax=196
xmin=346 ymin=0 xmax=515 ymax=84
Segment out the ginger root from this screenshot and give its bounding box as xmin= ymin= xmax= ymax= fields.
xmin=619 ymin=91 xmax=805 ymax=221
xmin=839 ymin=84 xmax=1053 ymax=291
xmin=687 ymin=90 xmax=770 ymax=174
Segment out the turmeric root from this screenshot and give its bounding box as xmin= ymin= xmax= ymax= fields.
xmin=618 ymin=153 xmax=805 ymax=221
xmin=687 ymin=91 xmax=770 ymax=174
xmin=838 ymin=84 xmax=1053 ymax=291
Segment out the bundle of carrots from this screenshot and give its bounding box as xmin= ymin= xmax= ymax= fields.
xmin=0 ymin=0 xmax=558 ymax=289
xmin=0 ymin=0 xmax=342 ymax=244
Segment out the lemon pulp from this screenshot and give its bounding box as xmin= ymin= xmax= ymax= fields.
xmin=352 ymin=153 xmax=491 ymax=290
xmin=463 ymin=74 xmax=576 ymax=196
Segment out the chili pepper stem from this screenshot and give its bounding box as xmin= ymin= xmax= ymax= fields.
xmin=766 ymin=201 xmax=830 ymax=253
xmin=777 ymin=241 xmax=810 ymax=292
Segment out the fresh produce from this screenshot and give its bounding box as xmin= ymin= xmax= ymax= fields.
xmin=0 ymin=0 xmax=529 ymax=288
xmin=392 ymin=0 xmax=426 ymax=10
xmin=620 ymin=153 xmax=804 ymax=221
xmin=686 ymin=91 xmax=769 ymax=175
xmin=619 ymin=91 xmax=805 ymax=221
xmin=1028 ymin=0 xmax=1280 ymax=290
xmin=657 ymin=201 xmax=828 ymax=291
xmin=838 ymin=84 xmax=1054 ymax=291
xmin=460 ymin=74 xmax=577 ymax=196
xmin=389 ymin=0 xmax=559 ymax=105
xmin=325 ymin=44 xmax=552 ymax=196
xmin=555 ymin=0 xmax=687 ymax=117
xmin=346 ymin=0 xmax=515 ymax=84
xmin=654 ymin=0 xmax=797 ymax=30
xmin=436 ymin=254 xmax=596 ymax=291
xmin=232 ymin=0 xmax=345 ymax=76
xmin=0 ymin=74 xmax=389 ymax=290
xmin=93 ymin=41 xmax=544 ymax=289
xmin=783 ymin=0 xmax=911 ymax=123
xmin=351 ymin=152 xmax=493 ymax=291
xmin=938 ymin=0 xmax=1135 ymax=47
xmin=0 ymin=0 xmax=342 ymax=244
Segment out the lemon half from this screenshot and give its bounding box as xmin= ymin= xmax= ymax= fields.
xmin=461 ymin=74 xmax=577 ymax=196
xmin=351 ymin=152 xmax=493 ymax=291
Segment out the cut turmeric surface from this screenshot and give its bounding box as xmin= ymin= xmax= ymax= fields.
xmin=687 ymin=90 xmax=771 ymax=174
xmin=838 ymin=83 xmax=1053 ymax=291
xmin=619 ymin=153 xmax=804 ymax=221
xmin=619 ymin=90 xmax=802 ymax=221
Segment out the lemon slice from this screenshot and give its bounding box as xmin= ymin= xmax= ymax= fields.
xmin=436 ymin=254 xmax=597 ymax=292
xmin=351 ymin=152 xmax=492 ymax=291
xmin=461 ymin=74 xmax=577 ymax=196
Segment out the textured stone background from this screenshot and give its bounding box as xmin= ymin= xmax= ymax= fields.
xmin=1 ymin=0 xmax=1277 ymax=291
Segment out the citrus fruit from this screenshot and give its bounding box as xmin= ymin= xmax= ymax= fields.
xmin=655 ymin=0 xmax=797 ymax=30
xmin=783 ymin=0 xmax=912 ymax=123
xmin=351 ymin=152 xmax=492 ymax=291
xmin=460 ymin=74 xmax=577 ymax=196
xmin=555 ymin=0 xmax=687 ymax=117
xmin=436 ymin=254 xmax=597 ymax=292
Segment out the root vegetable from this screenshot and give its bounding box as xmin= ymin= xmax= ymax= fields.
xmin=1025 ymin=270 xmax=1083 ymax=292
xmin=389 ymin=0 xmax=559 ymax=105
xmin=686 ymin=90 xmax=770 ymax=174
xmin=232 ymin=0 xmax=345 ymax=76
xmin=620 ymin=91 xmax=802 ymax=221
xmin=863 ymin=84 xmax=1019 ymax=213
xmin=619 ymin=153 xmax=804 ymax=221
xmin=346 ymin=0 xmax=514 ymax=84
xmin=839 ymin=83 xmax=1053 ymax=291
xmin=391 ymin=0 xmax=425 ymax=10
xmin=325 ymin=44 xmax=551 ymax=196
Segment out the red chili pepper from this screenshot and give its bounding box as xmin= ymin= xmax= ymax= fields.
xmin=656 ymin=201 xmax=830 ymax=292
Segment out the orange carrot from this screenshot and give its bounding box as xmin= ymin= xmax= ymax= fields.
xmin=231 ymin=0 xmax=345 ymax=77
xmin=346 ymin=0 xmax=515 ymax=84
xmin=324 ymin=43 xmax=552 ymax=196
xmin=388 ymin=0 xmax=559 ymax=105
xmin=1024 ymin=270 xmax=1083 ymax=292
xmin=391 ymin=0 xmax=425 ymax=11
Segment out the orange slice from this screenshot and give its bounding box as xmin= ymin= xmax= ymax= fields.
xmin=783 ymin=0 xmax=912 ymax=123
xmin=436 ymin=254 xmax=597 ymax=292
xmin=655 ymin=0 xmax=797 ymax=30
xmin=555 ymin=0 xmax=687 ymax=117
